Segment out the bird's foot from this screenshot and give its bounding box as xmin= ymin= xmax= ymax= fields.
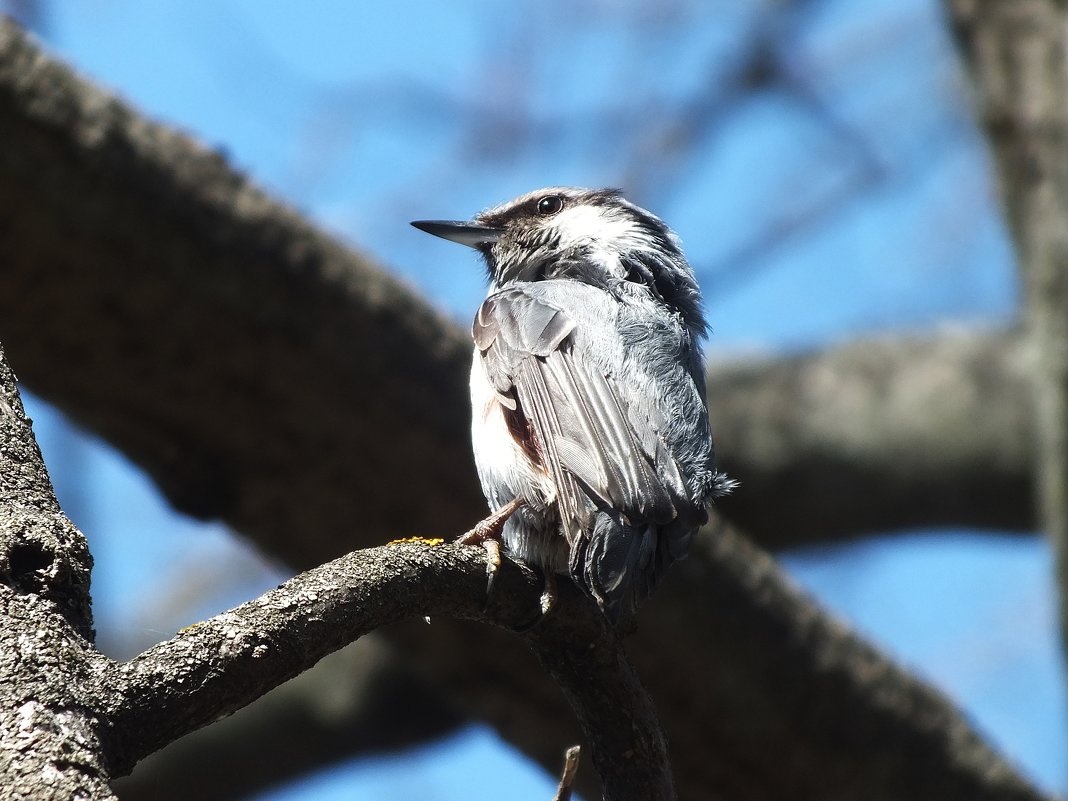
xmin=457 ymin=498 xmax=525 ymax=608
xmin=457 ymin=497 xmax=525 ymax=545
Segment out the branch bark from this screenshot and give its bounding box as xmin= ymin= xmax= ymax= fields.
xmin=101 ymin=542 xmax=671 ymax=800
xmin=103 ymin=543 xmax=540 ymax=776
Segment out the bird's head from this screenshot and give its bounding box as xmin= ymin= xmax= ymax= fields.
xmin=413 ymin=186 xmax=706 ymax=333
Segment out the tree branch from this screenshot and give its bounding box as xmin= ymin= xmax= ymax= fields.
xmin=710 ymin=325 xmax=1035 ymax=546
xmin=113 ymin=639 xmax=464 ymax=801
xmin=99 ymin=541 xmax=672 ymax=801
xmin=633 ymin=516 xmax=1043 ymax=801
xmin=945 ymin=0 xmax=1068 ymax=654
xmin=3 ymin=318 xmax=1049 ymax=800
xmin=103 ymin=543 xmax=526 ymax=775
xmin=0 ymin=17 xmax=484 ymax=560
xmin=0 ymin=341 xmax=115 ymax=800
xmin=0 ymin=19 xmax=1037 ymax=577
xmin=108 ymin=323 xmax=1046 ymax=801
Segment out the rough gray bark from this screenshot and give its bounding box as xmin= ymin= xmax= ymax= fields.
xmin=0 ymin=17 xmax=1050 ymax=801
xmin=0 ymin=345 xmax=114 ymax=800
xmin=946 ymin=0 xmax=1068 ymax=652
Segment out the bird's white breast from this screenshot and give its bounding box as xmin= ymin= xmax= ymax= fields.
xmin=469 ymin=349 xmax=560 ymax=566
xmin=470 ymin=351 xmax=548 ymax=505
xmin=469 ymin=353 xmax=517 ymax=504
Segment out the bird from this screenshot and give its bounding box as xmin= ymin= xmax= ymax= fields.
xmin=412 ymin=187 xmax=733 ymax=625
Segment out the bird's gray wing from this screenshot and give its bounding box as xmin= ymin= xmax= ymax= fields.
xmin=473 ymin=285 xmax=684 ymax=551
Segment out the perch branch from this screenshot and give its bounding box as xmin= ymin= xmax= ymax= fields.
xmin=100 ymin=542 xmax=671 ymax=801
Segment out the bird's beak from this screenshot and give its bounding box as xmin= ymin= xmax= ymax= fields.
xmin=410 ymin=219 xmax=503 ymax=249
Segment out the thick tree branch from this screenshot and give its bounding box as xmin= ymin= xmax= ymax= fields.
xmin=0 ymin=342 xmax=114 ymax=800
xmin=0 ymin=20 xmax=1037 ymax=571
xmin=710 ymin=325 xmax=1035 ymax=546
xmin=109 ymin=323 xmax=1044 ymax=800
xmin=100 ymin=541 xmax=672 ymax=801
xmin=634 ymin=517 xmax=1042 ymax=801
xmin=0 ymin=18 xmax=484 ymax=560
xmin=946 ymin=0 xmax=1068 ymax=646
xmin=3 ymin=318 xmax=1049 ymax=801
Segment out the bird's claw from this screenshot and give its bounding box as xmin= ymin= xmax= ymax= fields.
xmin=457 ymin=498 xmax=525 ymax=609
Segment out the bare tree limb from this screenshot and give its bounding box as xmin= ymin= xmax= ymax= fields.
xmin=0 ymin=17 xmax=484 ymax=558
xmin=113 ymin=640 xmax=463 ymax=801
xmin=100 ymin=541 xmax=673 ymax=800
xmin=0 ymin=20 xmax=1037 ymax=574
xmin=634 ymin=517 xmax=1042 ymax=801
xmin=102 ymin=542 xmax=533 ymax=776
xmin=3 ymin=343 xmax=1044 ymax=801
xmin=529 ymin=603 xmax=671 ymax=801
xmin=552 ymin=746 xmax=582 ymax=801
xmin=710 ymin=325 xmax=1035 ymax=546
xmin=945 ymin=0 xmax=1068 ymax=650
xmin=106 ymin=322 xmax=1045 ymax=801
xmin=1 ymin=340 xmax=115 ymax=800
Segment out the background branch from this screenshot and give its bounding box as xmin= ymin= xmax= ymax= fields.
xmin=945 ymin=0 xmax=1068 ymax=659
xmin=711 ymin=325 xmax=1034 ymax=546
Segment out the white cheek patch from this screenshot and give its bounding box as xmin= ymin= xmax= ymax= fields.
xmin=554 ymin=205 xmax=632 ymax=249
xmin=551 ymin=204 xmax=662 ymax=258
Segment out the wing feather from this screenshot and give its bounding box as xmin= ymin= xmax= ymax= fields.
xmin=514 ymin=358 xmax=586 ymax=543
xmin=475 ymin=285 xmax=685 ymax=546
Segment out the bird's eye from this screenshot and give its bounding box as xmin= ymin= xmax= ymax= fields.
xmin=536 ymin=195 xmax=563 ymax=216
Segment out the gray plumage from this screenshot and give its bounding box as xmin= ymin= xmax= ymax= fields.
xmin=413 ymin=187 xmax=733 ymax=624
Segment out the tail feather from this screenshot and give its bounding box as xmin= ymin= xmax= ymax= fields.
xmin=570 ymin=471 xmax=735 ymax=624
xmin=573 ymin=512 xmax=681 ymax=625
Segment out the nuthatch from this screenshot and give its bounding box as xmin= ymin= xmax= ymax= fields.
xmin=414 ymin=187 xmax=733 ymax=624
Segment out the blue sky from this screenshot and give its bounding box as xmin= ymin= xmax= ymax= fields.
xmin=8 ymin=0 xmax=1060 ymax=797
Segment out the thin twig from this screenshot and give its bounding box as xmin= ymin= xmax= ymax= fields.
xmin=552 ymin=745 xmax=582 ymax=801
